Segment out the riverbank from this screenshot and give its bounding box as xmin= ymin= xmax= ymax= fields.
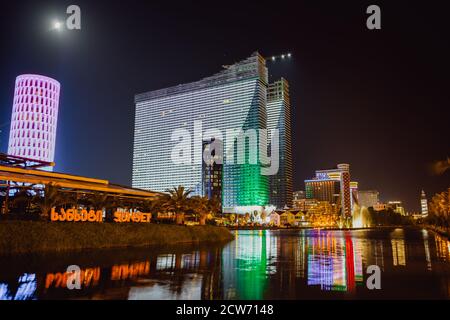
xmin=0 ymin=221 xmax=234 ymax=255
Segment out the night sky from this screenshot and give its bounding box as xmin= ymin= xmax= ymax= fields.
xmin=0 ymin=0 xmax=448 ymax=211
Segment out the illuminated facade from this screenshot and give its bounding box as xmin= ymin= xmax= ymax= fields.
xmin=7 ymin=74 xmax=60 ymax=170
xmin=388 ymin=201 xmax=406 ymax=216
xmin=292 ymin=190 xmax=305 ymax=209
xmin=133 ymin=53 xmax=272 ymax=213
xmin=305 ymin=179 xmax=340 ymax=203
xmin=293 ymin=190 xmax=305 ymax=200
xmin=306 ymin=164 xmax=353 ymax=218
xmin=420 ymin=190 xmax=428 ymax=216
xmin=202 ymin=139 xmax=223 ymax=206
xmin=267 ymin=79 xmax=293 ymax=209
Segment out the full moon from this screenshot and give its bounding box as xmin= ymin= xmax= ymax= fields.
xmin=53 ymin=21 xmax=62 ymax=30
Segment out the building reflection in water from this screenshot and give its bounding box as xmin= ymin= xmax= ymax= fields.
xmin=390 ymin=229 xmax=406 ymax=267
xmin=0 ymin=273 xmax=37 ymax=300
xmin=422 ymin=229 xmax=432 ymax=271
xmin=306 ymin=231 xmax=364 ymax=292
xmin=221 ymin=230 xmax=274 ymax=300
xmin=221 ymin=230 xmax=368 ymax=297
xmin=435 ymin=233 xmax=450 ymax=262
xmin=1 ymin=229 xmax=450 ymax=300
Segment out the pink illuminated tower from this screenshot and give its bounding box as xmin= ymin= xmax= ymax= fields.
xmin=7 ymin=74 xmax=60 ymax=170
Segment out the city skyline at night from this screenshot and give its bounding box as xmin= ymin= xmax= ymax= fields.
xmin=0 ymin=1 xmax=448 ymax=212
xmin=0 ymin=0 xmax=449 ymax=306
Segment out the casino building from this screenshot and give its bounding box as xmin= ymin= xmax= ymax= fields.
xmin=305 ymin=164 xmax=356 ymax=219
xmin=133 ymin=52 xmax=293 ymax=213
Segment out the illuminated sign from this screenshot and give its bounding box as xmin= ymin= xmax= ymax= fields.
xmin=50 ymin=208 xmax=152 ymax=223
xmin=51 ymin=208 xmax=103 ymax=222
xmin=113 ymin=211 xmax=151 ymax=223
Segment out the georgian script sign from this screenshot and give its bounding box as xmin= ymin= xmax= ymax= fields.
xmin=51 ymin=208 xmax=103 ymax=222
xmin=50 ymin=208 xmax=152 ymax=223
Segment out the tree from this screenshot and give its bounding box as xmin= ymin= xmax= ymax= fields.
xmin=33 ymin=183 xmax=65 ymax=220
xmin=428 ymin=188 xmax=450 ymax=229
xmin=207 ymin=196 xmax=221 ymax=216
xmin=192 ymin=196 xmax=210 ymax=225
xmin=138 ymin=197 xmax=167 ymax=222
xmin=165 ymin=186 xmax=193 ymax=225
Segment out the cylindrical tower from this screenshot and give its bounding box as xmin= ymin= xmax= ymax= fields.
xmin=7 ymin=74 xmax=60 ymax=169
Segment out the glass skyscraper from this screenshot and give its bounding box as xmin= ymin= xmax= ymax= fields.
xmin=133 ymin=52 xmax=292 ymax=213
xmin=267 ymin=79 xmax=293 ymax=208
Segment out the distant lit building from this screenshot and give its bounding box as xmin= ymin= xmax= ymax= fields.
xmin=305 ymin=163 xmax=352 ymax=218
xmin=358 ymin=190 xmax=380 ymax=208
xmin=373 ymin=203 xmax=387 ymax=211
xmin=7 ymin=74 xmax=60 ymax=170
xmin=420 ymin=190 xmax=428 ymax=216
xmin=294 ymin=198 xmax=317 ymax=211
xmin=293 ymin=190 xmax=305 ymax=201
xmin=388 ymin=201 xmax=406 ymax=216
xmin=306 ymin=200 xmax=336 ymax=216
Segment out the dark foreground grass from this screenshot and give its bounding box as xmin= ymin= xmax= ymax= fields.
xmin=0 ymin=221 xmax=234 ymax=255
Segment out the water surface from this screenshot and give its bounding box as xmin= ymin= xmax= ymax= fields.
xmin=1 ymin=228 xmax=449 ymax=300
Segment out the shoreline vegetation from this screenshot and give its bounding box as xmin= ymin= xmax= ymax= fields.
xmin=0 ymin=221 xmax=234 ymax=255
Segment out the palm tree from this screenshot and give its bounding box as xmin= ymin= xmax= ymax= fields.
xmin=165 ymin=186 xmax=192 ymax=225
xmin=33 ymin=183 xmax=65 ymax=220
xmin=191 ymin=196 xmax=210 ymax=225
xmin=207 ymin=196 xmax=221 ymax=216
xmin=137 ymin=197 xmax=167 ymax=222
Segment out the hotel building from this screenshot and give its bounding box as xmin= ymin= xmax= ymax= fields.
xmin=7 ymin=74 xmax=60 ymax=170
xmin=305 ymin=164 xmax=353 ymax=218
xmin=133 ymin=52 xmax=292 ymax=213
xmin=305 ymin=179 xmax=340 ymax=204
